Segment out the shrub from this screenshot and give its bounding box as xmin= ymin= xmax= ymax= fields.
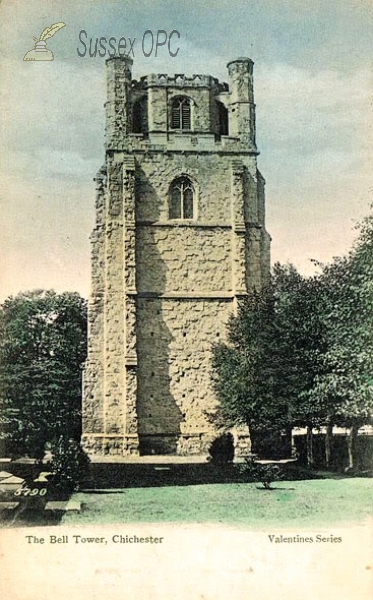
xmin=50 ymin=437 xmax=90 ymax=494
xmin=208 ymin=433 xmax=235 ymax=464
xmin=239 ymin=459 xmax=284 ymax=489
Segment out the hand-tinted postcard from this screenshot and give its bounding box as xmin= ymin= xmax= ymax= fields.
xmin=1 ymin=1 xmax=372 ymax=598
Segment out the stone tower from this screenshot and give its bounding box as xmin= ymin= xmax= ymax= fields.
xmin=82 ymin=56 xmax=271 ymax=457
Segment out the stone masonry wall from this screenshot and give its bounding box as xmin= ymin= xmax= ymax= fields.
xmin=83 ymin=149 xmax=269 ymax=456
xmin=136 ymin=298 xmax=233 ymax=453
xmin=135 ymin=153 xmax=234 ymax=223
xmin=131 ymin=150 xmax=267 ymax=454
xmin=136 ymin=227 xmax=232 ymax=293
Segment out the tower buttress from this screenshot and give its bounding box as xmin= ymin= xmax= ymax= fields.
xmin=106 ymin=56 xmax=133 ymax=150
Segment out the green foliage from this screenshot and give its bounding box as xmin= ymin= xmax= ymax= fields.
xmin=212 ymin=265 xmax=326 ymax=451
xmin=50 ymin=437 xmax=90 ymax=493
xmin=0 ymin=290 xmax=87 ymax=458
xmin=239 ymin=459 xmax=284 ymax=490
xmin=310 ymin=213 xmax=373 ymax=430
xmin=212 ymin=284 xmax=287 ymax=436
xmin=212 ymin=207 xmax=373 ymax=468
xmin=271 ymin=265 xmax=328 ymax=428
xmin=208 ymin=433 xmax=235 ymax=464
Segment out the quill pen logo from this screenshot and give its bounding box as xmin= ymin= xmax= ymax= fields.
xmin=24 ymin=22 xmax=66 ymax=61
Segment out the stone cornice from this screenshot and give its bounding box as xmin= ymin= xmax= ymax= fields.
xmin=136 ymin=221 xmax=262 ymax=229
xmin=106 ymin=147 xmax=260 ymax=157
xmin=132 ymin=291 xmax=248 ymax=299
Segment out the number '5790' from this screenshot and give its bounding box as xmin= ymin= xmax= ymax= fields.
xmin=14 ymin=487 xmax=47 ymax=496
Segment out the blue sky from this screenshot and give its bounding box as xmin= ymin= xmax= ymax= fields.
xmin=1 ymin=0 xmax=372 ymax=300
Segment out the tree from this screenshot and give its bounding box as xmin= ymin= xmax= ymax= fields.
xmin=211 ymin=274 xmax=293 ymax=456
xmin=211 ymin=264 xmax=327 ymax=464
xmin=212 ymin=209 xmax=373 ymax=469
xmin=270 ymin=265 xmax=329 ymax=466
xmin=311 ymin=213 xmax=373 ymax=469
xmin=0 ymin=290 xmax=87 ymax=459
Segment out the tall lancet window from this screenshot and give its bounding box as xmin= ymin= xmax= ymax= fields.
xmin=171 ymin=97 xmax=191 ymax=130
xmin=169 ymin=177 xmax=194 ymax=219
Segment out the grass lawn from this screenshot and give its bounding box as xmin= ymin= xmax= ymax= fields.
xmin=61 ymin=477 xmax=373 ymax=527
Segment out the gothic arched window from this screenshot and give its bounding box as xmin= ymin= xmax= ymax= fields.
xmin=171 ymin=97 xmax=191 ymax=130
xmin=169 ymin=177 xmax=194 ymax=219
xmin=133 ymin=97 xmax=148 ymax=133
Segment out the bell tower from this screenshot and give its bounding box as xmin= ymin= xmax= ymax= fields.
xmin=82 ymin=57 xmax=271 ymax=457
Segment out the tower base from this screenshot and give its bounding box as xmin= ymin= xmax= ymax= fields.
xmin=81 ymin=429 xmax=251 ymax=458
xmin=81 ymin=434 xmax=140 ymax=457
